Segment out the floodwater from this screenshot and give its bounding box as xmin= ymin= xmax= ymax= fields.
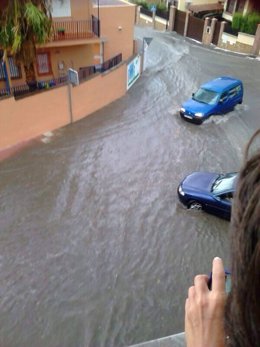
xmin=0 ymin=27 xmax=259 ymax=347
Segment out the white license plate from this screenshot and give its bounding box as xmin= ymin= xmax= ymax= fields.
xmin=184 ymin=114 xmax=192 ymax=119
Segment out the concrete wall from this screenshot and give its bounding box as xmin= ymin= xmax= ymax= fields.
xmin=96 ymin=4 xmax=136 ymax=61
xmin=0 ymin=87 xmax=69 ymax=150
xmin=0 ymin=62 xmax=127 ymax=151
xmin=72 ymin=64 xmax=126 ymax=121
xmin=219 ymin=31 xmax=259 ymax=55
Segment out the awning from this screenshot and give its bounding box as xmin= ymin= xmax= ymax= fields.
xmin=188 ymin=3 xmax=224 ymax=14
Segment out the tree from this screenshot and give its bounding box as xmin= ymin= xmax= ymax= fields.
xmin=0 ymin=0 xmax=52 ymax=87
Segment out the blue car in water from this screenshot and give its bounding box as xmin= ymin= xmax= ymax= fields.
xmin=180 ymin=76 xmax=243 ymax=124
xmin=177 ymin=171 xmax=238 ymax=220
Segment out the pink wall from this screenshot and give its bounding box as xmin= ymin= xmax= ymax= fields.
xmin=72 ymin=64 xmax=126 ymax=121
xmin=98 ymin=4 xmax=136 ymax=61
xmin=0 ymin=63 xmax=127 ymax=151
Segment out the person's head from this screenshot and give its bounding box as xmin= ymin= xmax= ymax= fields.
xmin=225 ymin=129 xmax=260 ymax=347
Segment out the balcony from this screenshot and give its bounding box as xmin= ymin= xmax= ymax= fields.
xmin=51 ymin=18 xmax=99 ymax=42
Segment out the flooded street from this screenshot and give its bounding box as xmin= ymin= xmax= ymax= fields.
xmin=0 ymin=27 xmax=259 ymax=347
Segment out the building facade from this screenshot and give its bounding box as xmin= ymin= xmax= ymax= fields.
xmin=0 ymin=0 xmax=136 ymax=96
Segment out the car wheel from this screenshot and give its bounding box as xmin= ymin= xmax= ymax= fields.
xmin=188 ymin=201 xmax=203 ymax=210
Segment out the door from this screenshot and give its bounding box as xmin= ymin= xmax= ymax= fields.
xmin=205 ymin=193 xmax=232 ymax=219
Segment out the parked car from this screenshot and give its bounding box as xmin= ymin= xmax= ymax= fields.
xmin=179 ymin=76 xmax=243 ymax=124
xmin=177 ymin=171 xmax=238 ymax=220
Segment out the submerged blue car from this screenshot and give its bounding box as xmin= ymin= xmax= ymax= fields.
xmin=180 ymin=76 xmax=243 ymax=124
xmin=177 ymin=171 xmax=238 ymax=220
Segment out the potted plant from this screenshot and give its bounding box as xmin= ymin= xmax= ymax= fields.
xmin=57 ymin=28 xmax=65 ymax=38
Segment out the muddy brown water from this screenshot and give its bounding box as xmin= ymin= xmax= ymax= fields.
xmin=0 ymin=27 xmax=259 ymax=347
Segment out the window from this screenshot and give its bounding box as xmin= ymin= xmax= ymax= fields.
xmin=0 ymin=62 xmax=5 ymax=80
xmin=8 ymin=56 xmax=22 ymax=79
xmin=37 ymin=52 xmax=52 ymax=75
xmin=236 ymin=0 xmax=246 ymax=13
xmin=226 ymin=0 xmax=236 ymax=14
xmin=51 ymin=0 xmax=71 ymax=17
xmin=228 ymin=85 xmax=241 ymax=98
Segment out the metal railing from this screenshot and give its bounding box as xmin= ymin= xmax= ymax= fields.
xmin=0 ymin=76 xmax=68 ymax=99
xmin=0 ymin=54 xmax=123 ymax=100
xmin=78 ymin=66 xmax=96 ymax=82
xmin=101 ymin=53 xmax=122 ymax=72
xmin=140 ymin=7 xmax=153 ymax=17
xmin=52 ymin=20 xmax=96 ymax=41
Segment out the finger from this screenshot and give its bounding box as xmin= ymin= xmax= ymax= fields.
xmin=188 ymin=285 xmax=195 ymax=299
xmin=185 ymin=298 xmax=189 ymax=311
xmin=212 ymin=257 xmax=225 ymax=292
xmin=194 ymin=274 xmax=209 ymax=293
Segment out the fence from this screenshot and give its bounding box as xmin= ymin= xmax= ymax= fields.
xmin=0 ymin=60 xmax=128 ymax=151
xmin=0 ymin=76 xmax=68 ymax=99
xmin=0 ymin=55 xmax=123 ymax=100
xmin=52 ymin=20 xmax=95 ymax=41
xmin=140 ymin=7 xmax=153 ymax=18
xmin=101 ymin=53 xmax=122 ymax=72
xmin=78 ymin=66 xmax=96 ymax=82
xmin=186 ymin=15 xmax=204 ymax=41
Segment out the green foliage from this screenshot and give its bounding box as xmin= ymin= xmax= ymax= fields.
xmin=232 ymin=12 xmax=243 ymax=31
xmin=24 ymin=2 xmax=51 ymax=43
xmin=156 ymin=3 xmax=167 ymax=11
xmin=132 ymin=0 xmax=167 ymax=12
xmin=0 ymin=0 xmax=52 ymax=66
xmin=246 ymin=12 xmax=260 ymax=35
xmin=232 ymin=11 xmax=260 ymax=35
xmin=134 ymin=0 xmax=149 ymax=10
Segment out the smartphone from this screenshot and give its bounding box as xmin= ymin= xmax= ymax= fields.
xmin=208 ymin=270 xmax=232 ymax=293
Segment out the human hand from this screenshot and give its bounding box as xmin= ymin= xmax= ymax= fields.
xmin=185 ymin=257 xmax=227 ymax=347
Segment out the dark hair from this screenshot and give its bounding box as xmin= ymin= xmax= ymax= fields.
xmin=225 ymin=129 xmax=260 ymax=347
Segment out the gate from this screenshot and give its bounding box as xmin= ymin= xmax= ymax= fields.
xmin=187 ymin=15 xmax=204 ymax=42
xmin=174 ymin=10 xmax=186 ymax=35
xmin=212 ymin=21 xmax=221 ymax=45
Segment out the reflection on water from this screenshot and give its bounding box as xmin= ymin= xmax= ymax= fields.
xmin=0 ymin=28 xmax=252 ymax=347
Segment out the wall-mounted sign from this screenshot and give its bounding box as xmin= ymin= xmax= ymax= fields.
xmin=68 ymin=68 xmax=79 ymax=86
xmin=127 ymin=55 xmax=141 ymax=90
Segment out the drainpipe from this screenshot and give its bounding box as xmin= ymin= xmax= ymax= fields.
xmin=97 ymin=0 xmax=100 ymax=37
xmin=2 ymin=60 xmax=11 ymax=94
xmin=100 ymin=40 xmax=104 ymax=65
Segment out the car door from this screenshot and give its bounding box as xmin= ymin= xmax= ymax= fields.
xmin=204 ymin=192 xmax=232 ymax=219
xmin=214 ymin=192 xmax=233 ymax=219
xmin=217 ymin=92 xmax=230 ymax=114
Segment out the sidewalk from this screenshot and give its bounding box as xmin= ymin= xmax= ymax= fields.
xmin=128 ymin=332 xmax=186 ymax=347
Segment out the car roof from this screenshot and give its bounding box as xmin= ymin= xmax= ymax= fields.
xmin=201 ymin=76 xmax=242 ymax=93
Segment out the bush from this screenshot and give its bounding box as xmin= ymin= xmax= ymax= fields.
xmin=232 ymin=12 xmax=243 ymax=31
xmin=232 ymin=11 xmax=260 ymax=35
xmin=133 ymin=0 xmax=149 ymax=10
xmin=246 ymin=12 xmax=260 ymax=34
xmin=132 ymin=0 xmax=168 ymax=12
xmin=156 ymin=3 xmax=167 ymax=11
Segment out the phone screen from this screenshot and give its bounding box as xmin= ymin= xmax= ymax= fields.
xmin=208 ymin=270 xmax=232 ymax=293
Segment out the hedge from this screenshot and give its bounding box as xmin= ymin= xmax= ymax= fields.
xmin=232 ymin=12 xmax=260 ymax=35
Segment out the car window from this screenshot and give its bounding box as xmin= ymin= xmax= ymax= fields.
xmin=212 ymin=173 xmax=237 ymax=195
xmin=193 ymin=88 xmax=219 ymax=105
xmin=218 ymin=192 xmax=233 ymax=202
xmin=219 ymin=92 xmax=228 ymax=102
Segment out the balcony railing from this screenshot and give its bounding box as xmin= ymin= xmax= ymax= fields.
xmin=52 ymin=20 xmax=96 ymax=41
